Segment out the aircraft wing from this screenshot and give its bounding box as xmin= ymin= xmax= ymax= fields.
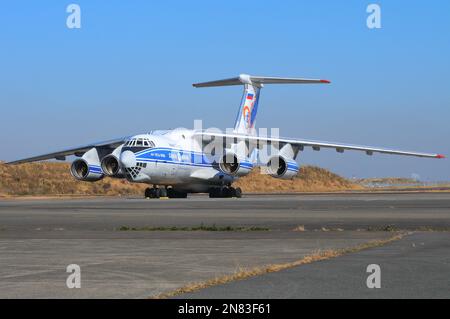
xmin=6 ymin=137 xmax=128 ymax=165
xmin=194 ymin=132 xmax=445 ymax=159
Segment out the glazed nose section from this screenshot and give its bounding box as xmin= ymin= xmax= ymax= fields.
xmin=120 ymin=150 xmax=136 ymax=168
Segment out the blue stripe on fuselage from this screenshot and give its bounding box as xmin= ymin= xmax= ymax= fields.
xmin=135 ymin=148 xmax=253 ymax=170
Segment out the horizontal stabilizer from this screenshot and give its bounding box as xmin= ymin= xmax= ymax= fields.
xmin=193 ymin=74 xmax=330 ymax=88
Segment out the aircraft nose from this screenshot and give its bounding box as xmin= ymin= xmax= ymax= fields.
xmin=120 ymin=150 xmax=137 ymax=168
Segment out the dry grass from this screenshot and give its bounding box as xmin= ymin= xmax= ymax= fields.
xmin=292 ymin=225 xmax=306 ymax=232
xmin=152 ymin=232 xmax=407 ymax=299
xmin=0 ymin=162 xmax=146 ymax=196
xmin=0 ymin=162 xmax=360 ymax=197
xmin=117 ymin=224 xmax=270 ymax=232
xmin=235 ymin=166 xmax=362 ymax=193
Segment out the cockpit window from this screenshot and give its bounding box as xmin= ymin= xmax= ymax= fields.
xmin=125 ymin=138 xmax=155 ymax=148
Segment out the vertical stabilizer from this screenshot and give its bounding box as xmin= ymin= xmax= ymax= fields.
xmin=233 ymin=79 xmax=261 ymax=135
xmin=193 ymin=74 xmax=330 ymax=135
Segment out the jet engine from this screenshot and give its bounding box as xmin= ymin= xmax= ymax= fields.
xmin=266 ymin=155 xmax=299 ymax=179
xmin=100 ymin=145 xmax=125 ymax=178
xmin=218 ymin=152 xmax=253 ymax=177
xmin=70 ymin=148 xmax=104 ymax=182
xmin=100 ymin=154 xmax=123 ymax=177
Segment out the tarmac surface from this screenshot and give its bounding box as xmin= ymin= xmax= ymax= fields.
xmin=180 ymin=232 xmax=450 ymax=298
xmin=0 ymin=193 xmax=449 ymax=298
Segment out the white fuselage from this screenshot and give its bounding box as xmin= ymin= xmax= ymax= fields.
xmin=118 ymin=129 xmax=248 ymax=193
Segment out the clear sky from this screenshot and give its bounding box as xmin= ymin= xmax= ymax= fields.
xmin=0 ymin=1 xmax=449 ymax=181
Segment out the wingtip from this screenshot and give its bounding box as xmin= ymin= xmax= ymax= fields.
xmin=436 ymin=154 xmax=446 ymax=159
xmin=320 ymin=79 xmax=331 ymax=84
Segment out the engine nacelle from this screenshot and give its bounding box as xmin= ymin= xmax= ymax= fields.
xmin=70 ymin=159 xmax=104 ymax=182
xmin=218 ymin=152 xmax=253 ymax=177
xmin=100 ymin=154 xmax=124 ymax=178
xmin=266 ymin=155 xmax=299 ymax=179
xmin=70 ymin=148 xmax=104 ymax=182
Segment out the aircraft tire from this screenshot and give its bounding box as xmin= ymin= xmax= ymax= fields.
xmin=144 ymin=188 xmax=153 ymax=199
xmin=209 ymin=187 xmax=219 ymax=198
xmin=223 ymin=187 xmax=232 ymax=198
xmin=178 ymin=192 xmax=188 ymax=198
xmin=210 ymin=187 xmax=240 ymax=198
xmin=168 ymin=188 xmax=188 ymax=198
xmin=159 ymin=188 xmax=168 ymax=198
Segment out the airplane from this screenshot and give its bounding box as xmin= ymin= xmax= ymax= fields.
xmin=7 ymin=74 xmax=445 ymax=198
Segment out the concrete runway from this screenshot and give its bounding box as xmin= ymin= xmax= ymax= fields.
xmin=0 ymin=193 xmax=449 ymax=298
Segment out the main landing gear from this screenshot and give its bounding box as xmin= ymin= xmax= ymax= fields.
xmin=209 ymin=186 xmax=242 ymax=198
xmin=144 ymin=186 xmax=243 ymax=199
xmin=144 ymin=186 xmax=187 ymax=199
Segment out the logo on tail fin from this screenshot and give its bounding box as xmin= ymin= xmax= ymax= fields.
xmin=243 ymin=92 xmax=257 ymax=130
xmin=249 ymin=91 xmax=259 ymax=128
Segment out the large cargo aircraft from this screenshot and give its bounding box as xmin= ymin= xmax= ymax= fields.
xmin=8 ymin=74 xmax=445 ymax=198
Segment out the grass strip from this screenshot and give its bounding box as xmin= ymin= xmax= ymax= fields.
xmin=152 ymin=232 xmax=408 ymax=299
xmin=118 ymin=224 xmax=269 ymax=232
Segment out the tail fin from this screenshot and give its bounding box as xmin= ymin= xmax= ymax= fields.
xmin=193 ymin=74 xmax=330 ymax=135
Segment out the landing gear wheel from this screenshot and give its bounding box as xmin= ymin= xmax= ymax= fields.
xmin=209 ymin=186 xmax=241 ymax=198
xmin=209 ymin=187 xmax=224 ymax=198
xmin=178 ymin=192 xmax=188 ymax=198
xmin=209 ymin=187 xmax=221 ymax=198
xmin=167 ymin=188 xmax=188 ymax=198
xmin=145 ymin=187 xmax=161 ymax=199
xmin=223 ymin=187 xmax=232 ymax=198
xmin=159 ymin=188 xmax=168 ymax=198
xmin=144 ymin=188 xmax=153 ymax=199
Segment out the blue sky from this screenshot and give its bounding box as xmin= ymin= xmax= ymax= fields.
xmin=0 ymin=1 xmax=449 ymax=180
